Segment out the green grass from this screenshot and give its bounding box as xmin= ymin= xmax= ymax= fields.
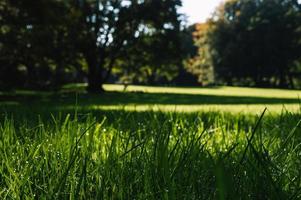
xmin=1 ymin=84 xmax=301 ymax=114
xmin=1 ymin=110 xmax=301 ymax=199
xmin=1 ymin=85 xmax=301 ymax=199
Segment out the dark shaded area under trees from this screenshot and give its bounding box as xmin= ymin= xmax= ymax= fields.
xmin=0 ymin=0 xmax=188 ymax=92
xmin=1 ymin=0 xmax=301 ymax=92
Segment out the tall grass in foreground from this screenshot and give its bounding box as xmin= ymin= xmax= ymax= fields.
xmin=0 ymin=110 xmax=301 ymax=199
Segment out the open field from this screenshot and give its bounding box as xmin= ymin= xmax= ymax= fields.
xmin=1 ymin=85 xmax=301 ymax=199
xmin=102 ymin=84 xmax=301 ymax=113
xmin=1 ymin=84 xmax=301 ymax=114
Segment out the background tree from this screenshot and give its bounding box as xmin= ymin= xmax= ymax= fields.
xmin=172 ymin=24 xmax=199 ymax=86
xmin=0 ymin=0 xmax=79 ymax=90
xmin=114 ymin=23 xmax=183 ymax=85
xmin=0 ymin=0 xmax=183 ymax=92
xmin=190 ymin=0 xmax=301 ymax=88
xmin=70 ymin=0 xmax=182 ymax=92
xmin=185 ymin=23 xmax=214 ymax=86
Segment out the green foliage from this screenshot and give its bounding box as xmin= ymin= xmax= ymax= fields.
xmin=114 ymin=28 xmax=183 ymax=85
xmin=189 ymin=0 xmax=301 ymax=88
xmin=0 ymin=0 xmax=81 ymax=90
xmin=0 ymin=0 xmax=183 ymax=92
xmin=185 ymin=23 xmax=215 ymax=86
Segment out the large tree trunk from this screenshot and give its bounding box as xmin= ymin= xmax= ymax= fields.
xmin=86 ymin=57 xmax=105 ymax=93
xmin=83 ymin=45 xmax=106 ymax=93
xmin=87 ymin=66 xmax=105 ymax=93
xmin=87 ymin=78 xmax=105 ymax=93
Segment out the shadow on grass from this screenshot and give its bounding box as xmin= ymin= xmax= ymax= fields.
xmin=75 ymin=92 xmax=300 ymax=105
xmin=0 ymin=90 xmax=300 ymax=110
xmin=1 ymin=90 xmax=301 ymax=129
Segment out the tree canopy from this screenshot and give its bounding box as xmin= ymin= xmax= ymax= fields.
xmin=2 ymin=0 xmax=301 ymax=90
xmin=0 ymin=0 xmax=183 ymax=91
xmin=188 ymin=0 xmax=301 ymax=88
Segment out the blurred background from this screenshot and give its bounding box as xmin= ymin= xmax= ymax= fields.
xmin=1 ymin=0 xmax=301 ymax=92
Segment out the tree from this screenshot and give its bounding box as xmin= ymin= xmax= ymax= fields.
xmin=185 ymin=23 xmax=214 ymax=86
xmin=0 ymin=0 xmax=79 ymax=90
xmin=172 ymin=24 xmax=199 ymax=86
xmin=1 ymin=0 xmax=183 ymax=91
xmin=191 ymin=0 xmax=301 ymax=88
xmin=114 ymin=23 xmax=183 ymax=85
xmin=70 ymin=0 xmax=182 ymax=92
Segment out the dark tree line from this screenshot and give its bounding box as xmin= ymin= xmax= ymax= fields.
xmin=3 ymin=0 xmax=300 ymax=91
xmin=187 ymin=0 xmax=301 ymax=88
xmin=0 ymin=0 xmax=185 ymax=92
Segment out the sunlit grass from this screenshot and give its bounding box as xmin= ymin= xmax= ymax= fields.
xmin=62 ymin=83 xmax=301 ymax=98
xmin=103 ymin=84 xmax=301 ymax=99
xmin=60 ymin=84 xmax=301 ymax=113
xmin=82 ymin=104 xmax=300 ymax=114
xmin=1 ymin=84 xmax=300 ymax=114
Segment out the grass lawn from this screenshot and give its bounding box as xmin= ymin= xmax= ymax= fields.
xmin=0 ymin=85 xmax=301 ymax=199
xmin=103 ymin=84 xmax=301 ymax=113
xmin=1 ymin=84 xmax=301 ymax=114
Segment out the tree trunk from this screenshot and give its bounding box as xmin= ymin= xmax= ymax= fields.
xmin=87 ymin=70 xmax=105 ymax=93
xmin=86 ymin=58 xmax=105 ymax=93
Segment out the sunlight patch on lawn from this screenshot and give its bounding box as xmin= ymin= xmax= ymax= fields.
xmin=103 ymin=84 xmax=301 ymax=99
xmin=75 ymin=104 xmax=301 ymax=114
